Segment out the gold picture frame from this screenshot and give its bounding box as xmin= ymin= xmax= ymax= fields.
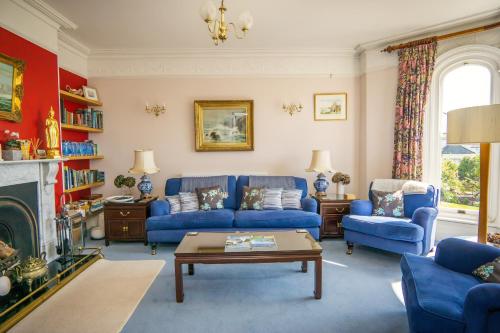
xmin=194 ymin=100 xmax=254 ymax=152
xmin=314 ymin=93 xmax=347 ymax=121
xmin=0 ymin=52 xmax=25 ymax=123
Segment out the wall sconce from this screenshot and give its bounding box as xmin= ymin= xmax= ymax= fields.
xmin=282 ymin=103 xmax=303 ymax=116
xmin=145 ymin=102 xmax=166 ymax=117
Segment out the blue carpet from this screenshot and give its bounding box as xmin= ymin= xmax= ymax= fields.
xmin=90 ymin=239 xmax=409 ymax=333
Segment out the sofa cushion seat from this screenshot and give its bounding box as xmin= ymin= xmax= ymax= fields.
xmin=146 ymin=209 xmax=234 ymax=231
xmin=234 ymin=210 xmax=321 ymax=228
xmin=401 ymin=253 xmax=481 ymax=324
xmin=342 ymin=215 xmax=423 ymax=242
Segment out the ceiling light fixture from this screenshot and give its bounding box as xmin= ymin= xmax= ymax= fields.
xmin=199 ymin=0 xmax=253 ymax=46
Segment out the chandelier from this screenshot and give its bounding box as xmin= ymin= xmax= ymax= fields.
xmin=199 ymin=0 xmax=253 ymax=46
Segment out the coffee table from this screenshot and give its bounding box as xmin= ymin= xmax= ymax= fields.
xmin=174 ymin=231 xmax=323 ymax=303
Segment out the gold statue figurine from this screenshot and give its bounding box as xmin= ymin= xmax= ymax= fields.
xmin=45 ymin=106 xmax=61 ymax=159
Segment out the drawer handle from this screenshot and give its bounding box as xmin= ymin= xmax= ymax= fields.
xmin=335 ymin=207 xmax=345 ymax=213
xmin=120 ymin=211 xmax=131 ymax=217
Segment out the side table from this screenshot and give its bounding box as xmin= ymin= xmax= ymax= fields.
xmin=314 ymin=194 xmax=356 ymax=239
xmin=104 ymin=196 xmax=157 ymax=246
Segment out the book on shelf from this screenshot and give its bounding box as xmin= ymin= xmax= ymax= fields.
xmin=62 ymin=140 xmax=99 ymax=157
xmin=64 ymin=166 xmax=105 ymax=190
xmin=224 ymin=235 xmax=277 ymax=252
xmin=61 ymin=105 xmax=103 ymax=129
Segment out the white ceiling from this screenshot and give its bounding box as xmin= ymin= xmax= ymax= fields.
xmin=45 ymin=0 xmax=500 ymax=51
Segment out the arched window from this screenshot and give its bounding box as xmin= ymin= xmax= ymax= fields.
xmin=424 ymin=45 xmax=500 ymax=223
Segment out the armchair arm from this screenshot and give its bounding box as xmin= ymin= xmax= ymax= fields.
xmin=301 ymin=197 xmax=317 ymax=213
xmin=350 ymin=200 xmax=373 ymax=216
xmin=150 ymin=199 xmax=170 ymax=217
xmin=464 ymin=283 xmax=500 ymax=333
xmin=435 ymin=238 xmax=500 ymax=275
xmin=411 ymin=207 xmax=438 ymax=254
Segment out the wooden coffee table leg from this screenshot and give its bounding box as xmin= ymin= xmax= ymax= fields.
xmin=314 ymin=257 xmax=322 ymax=299
xmin=175 ymin=260 xmax=184 ymax=303
xmin=301 ymin=261 xmax=308 ymax=273
xmin=188 ymin=263 xmax=194 ymax=275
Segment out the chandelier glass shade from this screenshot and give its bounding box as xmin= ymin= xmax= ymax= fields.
xmin=199 ymin=0 xmax=253 ymax=45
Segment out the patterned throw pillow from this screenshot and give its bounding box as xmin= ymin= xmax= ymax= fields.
xmin=371 ymin=190 xmax=404 ymax=217
xmin=166 ymin=195 xmax=181 ymax=214
xmin=282 ymin=189 xmax=302 ymax=210
xmin=263 ymin=188 xmax=283 ymax=210
xmin=179 ymin=192 xmax=199 ymax=212
xmin=196 ymin=186 xmax=224 ymax=211
xmin=240 ymin=186 xmax=264 ymax=210
xmin=473 ymin=256 xmax=500 ymax=283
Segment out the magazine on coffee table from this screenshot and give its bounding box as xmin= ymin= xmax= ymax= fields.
xmin=224 ymin=235 xmax=277 ymax=252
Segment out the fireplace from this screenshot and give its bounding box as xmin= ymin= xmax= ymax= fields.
xmin=0 ymin=182 xmax=40 ymax=260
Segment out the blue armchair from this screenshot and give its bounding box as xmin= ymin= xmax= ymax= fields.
xmin=401 ymin=238 xmax=500 ymax=333
xmin=342 ymin=180 xmax=439 ymax=255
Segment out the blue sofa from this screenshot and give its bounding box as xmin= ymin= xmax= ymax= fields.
xmin=146 ymin=176 xmax=321 ymax=253
xmin=342 ymin=181 xmax=439 ymax=255
xmin=401 ymin=238 xmax=500 ymax=333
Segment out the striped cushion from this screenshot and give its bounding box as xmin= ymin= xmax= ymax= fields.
xmin=179 ymin=192 xmax=199 ymax=212
xmin=263 ymin=188 xmax=283 ymax=210
xmin=282 ymin=189 xmax=302 ymax=210
xmin=166 ymin=195 xmax=181 ymax=214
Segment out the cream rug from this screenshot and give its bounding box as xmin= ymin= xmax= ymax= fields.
xmin=10 ymin=259 xmax=165 ymax=333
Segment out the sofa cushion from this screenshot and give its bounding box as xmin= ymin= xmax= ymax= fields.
xmin=196 ymin=186 xmax=224 ymax=211
xmin=179 ymin=192 xmax=199 ymax=212
xmin=401 ymin=253 xmax=481 ymax=324
xmin=166 ymin=195 xmax=181 ymax=214
xmin=342 ymin=215 xmax=423 ymax=242
xmin=234 ymin=210 xmax=320 ymax=228
xmin=240 ymin=187 xmax=264 ymax=210
xmin=473 ymin=256 xmax=500 ymax=283
xmin=146 ymin=209 xmax=234 ymax=231
xmin=371 ymin=190 xmax=405 ymax=217
xmin=262 ymin=188 xmax=283 ymax=210
xmin=282 ymin=189 xmax=302 ymax=210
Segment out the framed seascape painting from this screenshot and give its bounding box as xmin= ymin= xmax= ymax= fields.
xmin=0 ymin=53 xmax=25 ymax=123
xmin=314 ymin=93 xmax=347 ymax=121
xmin=194 ymin=100 xmax=254 ymax=152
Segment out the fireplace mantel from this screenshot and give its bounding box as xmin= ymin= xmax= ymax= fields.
xmin=0 ymin=159 xmax=62 ymax=260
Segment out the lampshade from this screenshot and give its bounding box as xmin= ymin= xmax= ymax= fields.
xmin=447 ymin=104 xmax=500 ymax=144
xmin=238 ymin=11 xmax=254 ymax=30
xmin=199 ymin=0 xmax=217 ymax=22
xmin=306 ymin=150 xmax=333 ymax=173
xmin=128 ymin=150 xmax=160 ymax=175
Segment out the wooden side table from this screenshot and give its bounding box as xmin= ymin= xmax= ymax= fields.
xmin=104 ymin=196 xmax=157 ymax=246
xmin=314 ymin=194 xmax=356 ymax=239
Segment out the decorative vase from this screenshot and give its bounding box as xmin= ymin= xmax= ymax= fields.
xmin=313 ymin=173 xmax=329 ymax=197
xmin=2 ymin=149 xmax=22 ymax=161
xmin=137 ymin=174 xmax=153 ymax=199
xmin=336 ymin=183 xmax=345 ymax=196
xmin=20 ymin=141 xmax=31 ymax=160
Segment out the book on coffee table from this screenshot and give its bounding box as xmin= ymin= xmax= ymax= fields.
xmin=224 ymin=235 xmax=277 ymax=252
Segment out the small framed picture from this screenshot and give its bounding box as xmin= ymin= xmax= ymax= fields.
xmin=36 ymin=149 xmax=47 ymax=159
xmin=82 ymin=86 xmax=99 ymax=101
xmin=314 ymin=93 xmax=347 ymax=121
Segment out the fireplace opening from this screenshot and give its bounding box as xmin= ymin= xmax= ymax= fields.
xmin=0 ymin=182 xmax=39 ymax=260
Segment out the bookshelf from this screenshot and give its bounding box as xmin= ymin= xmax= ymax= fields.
xmin=64 ymin=155 xmax=104 ymax=161
xmin=59 ymin=82 xmax=104 ymax=199
xmin=61 ymin=124 xmax=103 ymax=133
xmin=60 ymin=90 xmax=102 ymax=107
xmin=64 ymin=182 xmax=105 ymax=194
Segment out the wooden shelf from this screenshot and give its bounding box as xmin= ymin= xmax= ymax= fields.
xmin=64 ymin=155 xmax=104 ymax=161
xmin=61 ymin=123 xmax=103 ymax=133
xmin=64 ymin=182 xmax=105 ymax=193
xmin=60 ymin=90 xmax=102 ymax=107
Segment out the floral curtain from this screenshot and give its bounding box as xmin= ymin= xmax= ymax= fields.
xmin=392 ymin=40 xmax=437 ymax=180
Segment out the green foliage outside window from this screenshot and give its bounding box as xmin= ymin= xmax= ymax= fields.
xmin=441 ymin=155 xmax=480 ymax=209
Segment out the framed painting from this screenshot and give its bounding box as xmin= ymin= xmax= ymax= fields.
xmin=314 ymin=93 xmax=347 ymax=121
xmin=0 ymin=53 xmax=25 ymax=123
xmin=194 ymin=100 xmax=254 ymax=152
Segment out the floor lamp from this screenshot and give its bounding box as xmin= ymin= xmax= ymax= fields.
xmin=447 ymin=104 xmax=500 ymax=243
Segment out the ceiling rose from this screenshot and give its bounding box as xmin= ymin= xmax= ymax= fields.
xmin=199 ymin=0 xmax=253 ymax=46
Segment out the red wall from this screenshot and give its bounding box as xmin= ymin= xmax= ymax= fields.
xmin=0 ymin=27 xmax=63 ymax=208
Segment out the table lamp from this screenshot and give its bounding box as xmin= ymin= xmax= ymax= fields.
xmin=447 ymin=104 xmax=500 ymax=243
xmin=129 ymin=149 xmax=160 ymax=199
xmin=306 ymin=150 xmax=334 ymax=197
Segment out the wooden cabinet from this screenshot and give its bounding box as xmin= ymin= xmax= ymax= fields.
xmin=104 ymin=196 xmax=157 ymax=246
xmin=314 ymin=195 xmax=355 ymax=239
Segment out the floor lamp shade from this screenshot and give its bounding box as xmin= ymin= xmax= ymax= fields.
xmin=447 ymin=104 xmax=500 ymax=244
